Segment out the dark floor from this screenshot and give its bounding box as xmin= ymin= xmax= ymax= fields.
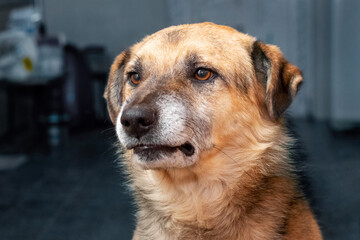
xmin=0 ymin=119 xmax=359 ymax=240
xmin=292 ymin=120 xmax=360 ymax=240
xmin=0 ymin=129 xmax=136 ymax=240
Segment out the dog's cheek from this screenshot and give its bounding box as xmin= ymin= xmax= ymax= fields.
xmin=185 ymin=84 xmax=226 ymax=151
xmin=210 ymin=89 xmax=249 ymax=147
xmin=122 ymin=83 xmax=134 ymax=101
xmin=189 ymin=98 xmax=214 ymax=151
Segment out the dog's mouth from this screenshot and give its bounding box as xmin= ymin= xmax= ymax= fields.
xmin=131 ymin=142 xmax=195 ymax=157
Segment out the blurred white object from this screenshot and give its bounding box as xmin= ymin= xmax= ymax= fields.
xmin=0 ymin=31 xmax=37 ymax=82
xmin=7 ymin=6 xmax=41 ymax=35
xmin=0 ymin=5 xmax=64 ymax=83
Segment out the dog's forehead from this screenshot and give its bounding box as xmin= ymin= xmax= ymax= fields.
xmin=128 ymin=23 xmax=255 ymax=70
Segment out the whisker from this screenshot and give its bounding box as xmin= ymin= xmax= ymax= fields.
xmin=100 ymin=127 xmax=116 ymax=134
xmin=213 ymin=145 xmax=238 ymax=164
xmin=213 ymin=145 xmax=253 ymax=178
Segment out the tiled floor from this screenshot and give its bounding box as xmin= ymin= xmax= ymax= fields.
xmin=0 ymin=130 xmax=136 ymax=240
xmin=0 ymin=119 xmax=359 ymax=240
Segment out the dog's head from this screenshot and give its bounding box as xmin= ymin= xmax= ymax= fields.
xmin=105 ymin=22 xmax=302 ymax=169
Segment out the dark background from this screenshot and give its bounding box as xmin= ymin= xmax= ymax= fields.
xmin=0 ymin=0 xmax=359 ymax=239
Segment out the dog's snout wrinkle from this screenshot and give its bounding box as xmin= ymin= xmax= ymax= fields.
xmin=121 ymin=106 xmax=157 ymax=139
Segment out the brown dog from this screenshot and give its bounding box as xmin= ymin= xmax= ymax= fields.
xmin=104 ymin=22 xmax=322 ymax=240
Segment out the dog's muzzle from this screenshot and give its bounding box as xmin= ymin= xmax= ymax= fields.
xmin=120 ymin=104 xmax=195 ymax=157
xmin=116 ymin=95 xmax=200 ymax=168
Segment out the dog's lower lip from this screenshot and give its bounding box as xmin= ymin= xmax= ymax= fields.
xmin=132 ymin=145 xmax=178 ymax=158
xmin=131 ymin=142 xmax=195 ymax=156
xmin=133 ymin=145 xmax=175 ymax=152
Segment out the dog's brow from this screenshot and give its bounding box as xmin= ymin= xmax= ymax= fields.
xmin=185 ymin=52 xmax=202 ymax=69
xmin=128 ymin=56 xmax=143 ymax=73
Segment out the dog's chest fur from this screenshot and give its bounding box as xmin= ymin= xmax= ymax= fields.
xmin=128 ymin=156 xmax=300 ymax=240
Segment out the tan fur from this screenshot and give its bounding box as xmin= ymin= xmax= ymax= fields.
xmin=105 ymin=22 xmax=322 ymax=239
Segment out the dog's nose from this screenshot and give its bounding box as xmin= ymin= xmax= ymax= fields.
xmin=120 ymin=106 xmax=157 ymax=138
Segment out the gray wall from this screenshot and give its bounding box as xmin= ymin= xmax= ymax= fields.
xmin=311 ymin=0 xmax=332 ymax=120
xmin=43 ymin=0 xmax=169 ymax=58
xmin=330 ymin=0 xmax=360 ymax=126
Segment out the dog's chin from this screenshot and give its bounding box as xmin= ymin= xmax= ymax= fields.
xmin=130 ymin=143 xmax=197 ymax=169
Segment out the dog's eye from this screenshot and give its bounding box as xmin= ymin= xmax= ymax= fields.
xmin=129 ymin=72 xmax=141 ymax=85
xmin=194 ymin=68 xmax=213 ymax=81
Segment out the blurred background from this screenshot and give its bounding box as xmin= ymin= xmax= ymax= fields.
xmin=0 ymin=0 xmax=359 ymax=239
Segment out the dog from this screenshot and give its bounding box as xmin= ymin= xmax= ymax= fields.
xmin=104 ymin=22 xmax=322 ymax=240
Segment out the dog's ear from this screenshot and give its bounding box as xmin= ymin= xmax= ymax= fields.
xmin=104 ymin=50 xmax=129 ymax=124
xmin=251 ymin=41 xmax=303 ymax=121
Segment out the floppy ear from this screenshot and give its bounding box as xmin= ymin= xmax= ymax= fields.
xmin=104 ymin=50 xmax=129 ymax=124
xmin=251 ymin=41 xmax=303 ymax=121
